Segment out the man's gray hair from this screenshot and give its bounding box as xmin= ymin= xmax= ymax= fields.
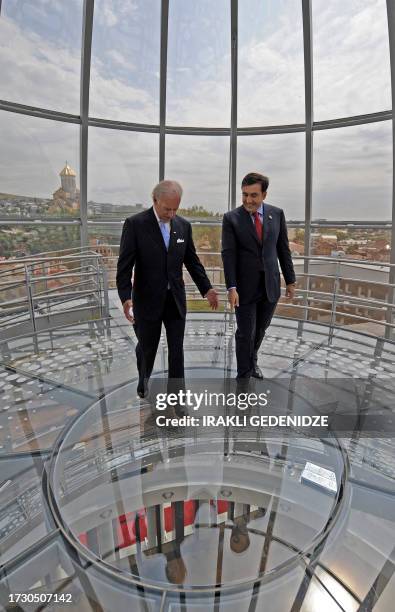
xmin=152 ymin=180 xmax=183 ymax=201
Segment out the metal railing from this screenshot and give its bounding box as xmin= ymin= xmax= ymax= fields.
xmin=85 ymin=245 xmax=395 ymax=341
xmin=0 ymin=248 xmax=394 ymax=344
xmin=0 ymin=251 xmax=109 ymax=344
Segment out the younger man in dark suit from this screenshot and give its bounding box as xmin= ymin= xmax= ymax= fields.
xmin=117 ymin=180 xmax=218 ymax=397
xmin=221 ymin=172 xmax=295 ymax=380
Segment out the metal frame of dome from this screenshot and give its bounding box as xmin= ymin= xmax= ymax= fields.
xmin=0 ymin=1 xmax=394 ymax=315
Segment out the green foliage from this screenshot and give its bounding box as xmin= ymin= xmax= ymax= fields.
xmin=179 ymin=206 xmax=222 ymax=219
xmin=0 ymin=226 xmax=80 ymax=258
xmin=191 ymin=225 xmax=221 ymax=251
xmin=293 ymin=229 xmax=305 ymax=242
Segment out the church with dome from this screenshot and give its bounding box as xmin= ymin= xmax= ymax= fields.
xmin=49 ymin=162 xmax=80 ymax=214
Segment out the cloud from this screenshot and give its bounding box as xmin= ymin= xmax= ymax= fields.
xmin=0 ymin=112 xmax=79 ymax=199
xmin=0 ymin=17 xmax=81 ymax=113
xmin=237 ymin=133 xmax=305 ymax=220
xmin=88 ymin=128 xmax=158 ymax=205
xmin=96 ymin=3 xmax=119 ymax=28
xmin=95 ymin=0 xmax=139 ymax=27
xmin=312 ymin=121 xmax=392 ymax=220
xmin=89 ymin=67 xmax=158 ymax=122
xmin=312 ymin=0 xmax=391 ymax=119
xmin=237 ymin=0 xmax=305 ymax=126
xmin=105 ymin=49 xmax=135 ymax=71
xmin=0 ymin=0 xmax=392 ymax=221
xmin=165 ymin=135 xmax=230 ymax=209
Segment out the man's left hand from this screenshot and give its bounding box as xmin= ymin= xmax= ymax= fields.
xmin=205 ymin=288 xmax=219 ymax=310
xmin=285 ymin=283 xmax=296 ymax=300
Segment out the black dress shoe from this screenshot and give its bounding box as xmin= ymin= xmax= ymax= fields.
xmin=137 ymin=379 xmax=147 ymax=398
xmin=251 ymin=365 xmax=263 ymax=379
xmin=137 ymin=377 xmax=148 ymax=399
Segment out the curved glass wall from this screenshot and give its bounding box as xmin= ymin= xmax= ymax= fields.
xmin=312 ymin=121 xmax=393 ymax=222
xmin=165 ymin=135 xmax=230 ymax=213
xmin=90 ymin=0 xmax=161 ymax=124
xmin=167 ymin=0 xmax=231 ymax=127
xmin=0 ymin=111 xmax=80 ymax=221
xmin=237 ymin=133 xmax=305 ymax=220
xmin=0 ymin=0 xmax=393 ymax=260
xmin=0 ymin=0 xmax=83 ymax=113
xmin=238 ymin=0 xmax=305 ymax=126
xmin=312 ymin=0 xmax=391 ymax=120
xmin=87 ymin=128 xmax=159 ymax=214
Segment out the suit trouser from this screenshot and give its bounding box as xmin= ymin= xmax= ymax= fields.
xmin=235 ymin=291 xmax=277 ymax=378
xmin=134 ymin=291 xmax=185 ymax=389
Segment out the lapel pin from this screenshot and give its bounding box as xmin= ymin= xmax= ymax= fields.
xmin=268 ymin=214 xmax=272 ymax=220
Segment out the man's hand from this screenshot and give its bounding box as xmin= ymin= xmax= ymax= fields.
xmin=285 ymin=283 xmax=296 ymax=300
xmin=122 ymin=299 xmax=135 ymax=323
xmin=228 ymin=288 xmax=239 ymax=309
xmin=205 ymin=288 xmax=219 ymax=310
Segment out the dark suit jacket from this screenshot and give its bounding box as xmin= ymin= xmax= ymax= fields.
xmin=116 ymin=208 xmax=212 ymax=320
xmin=221 ymin=204 xmax=295 ymax=304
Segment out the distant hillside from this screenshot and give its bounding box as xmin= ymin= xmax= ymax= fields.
xmin=0 ymin=192 xmax=48 ymax=202
xmin=0 ymin=193 xmax=36 ymax=200
xmin=0 ymin=192 xmax=25 ymax=200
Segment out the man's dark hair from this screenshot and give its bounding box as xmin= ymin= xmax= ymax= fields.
xmin=241 ymin=172 xmax=269 ymax=193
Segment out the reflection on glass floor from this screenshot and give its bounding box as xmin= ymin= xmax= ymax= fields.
xmin=48 ymin=382 xmax=347 ymax=595
xmin=0 ymin=314 xmax=394 ymax=611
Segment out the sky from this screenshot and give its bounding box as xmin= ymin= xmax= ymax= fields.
xmin=0 ymin=0 xmax=392 ymax=221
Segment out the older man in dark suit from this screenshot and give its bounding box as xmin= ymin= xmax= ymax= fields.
xmin=117 ymin=180 xmax=218 ymax=397
xmin=221 ymin=172 xmax=295 ymax=380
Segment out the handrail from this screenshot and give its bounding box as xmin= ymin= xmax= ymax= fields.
xmin=0 ymin=246 xmax=394 ymax=343
xmin=31 ymin=282 xmax=99 ymax=301
xmin=297 ymin=272 xmax=395 ymax=289
xmin=32 ymin=290 xmax=101 ymax=306
xmin=285 ymin=288 xmax=395 ymax=310
xmin=1 ymin=247 xmax=393 ymax=268
xmin=0 ymin=251 xmax=102 ymax=267
xmin=54 ymin=246 xmax=395 ymax=269
xmin=0 ymin=271 xmax=98 ymax=291
xmin=277 ymin=302 xmax=395 ymax=329
xmin=182 ymin=283 xmax=395 ymax=310
xmin=0 ymin=252 xmax=108 ymax=343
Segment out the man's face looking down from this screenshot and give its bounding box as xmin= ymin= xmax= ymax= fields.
xmin=242 ymin=182 xmax=267 ymax=214
xmin=153 ymin=193 xmax=181 ymax=222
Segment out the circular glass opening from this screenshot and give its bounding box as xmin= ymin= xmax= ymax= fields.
xmin=48 ymin=374 xmax=347 ymax=592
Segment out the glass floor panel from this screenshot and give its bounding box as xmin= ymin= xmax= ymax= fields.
xmin=0 ymin=316 xmax=394 ymax=610
xmin=0 ymin=453 xmax=54 ymax=566
xmin=0 ymin=366 xmax=93 ymax=454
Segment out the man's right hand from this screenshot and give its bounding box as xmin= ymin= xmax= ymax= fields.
xmin=122 ymin=299 xmax=134 ymax=323
xmin=228 ymin=288 xmax=239 ymax=309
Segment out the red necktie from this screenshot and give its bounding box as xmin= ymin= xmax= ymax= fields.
xmin=253 ymin=212 xmax=263 ymax=242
